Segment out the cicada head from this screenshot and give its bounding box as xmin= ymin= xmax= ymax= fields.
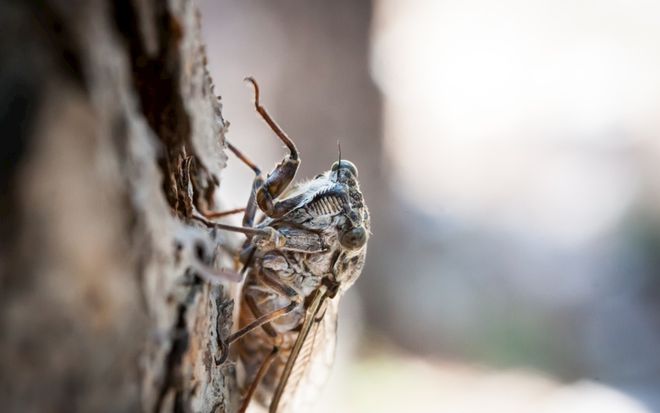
xmin=329 ymin=160 xmax=369 ymax=251
xmin=304 ymin=159 xmax=370 ymax=293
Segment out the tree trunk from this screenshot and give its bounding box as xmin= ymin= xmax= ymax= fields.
xmin=0 ymin=0 xmax=237 ymax=411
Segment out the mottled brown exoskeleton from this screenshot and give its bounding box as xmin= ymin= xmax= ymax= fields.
xmin=199 ymin=78 xmax=369 ymax=413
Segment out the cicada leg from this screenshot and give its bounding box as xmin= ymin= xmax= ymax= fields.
xmin=224 ymin=141 xmax=263 ymax=227
xmin=192 ymin=79 xmax=306 ymax=276
xmin=215 ymin=267 xmax=302 ymax=364
xmin=182 ymin=153 xmax=247 ymax=221
xmin=238 ymin=346 xmax=280 ymax=413
xmin=204 ymin=77 xmax=302 ymax=231
xmin=202 ymin=206 xmax=245 ymax=219
xmin=244 ymin=77 xmax=302 ymax=219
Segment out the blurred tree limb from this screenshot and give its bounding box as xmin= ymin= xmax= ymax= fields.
xmin=0 ymin=0 xmax=237 ymax=411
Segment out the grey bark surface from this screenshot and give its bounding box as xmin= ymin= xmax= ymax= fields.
xmin=0 ymin=0 xmax=237 ymax=412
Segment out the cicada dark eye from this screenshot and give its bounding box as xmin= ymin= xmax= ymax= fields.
xmin=331 ymin=160 xmax=358 ymax=177
xmin=340 ymin=226 xmax=367 ymax=250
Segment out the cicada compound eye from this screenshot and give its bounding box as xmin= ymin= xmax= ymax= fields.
xmin=340 ymin=226 xmax=367 ymax=250
xmin=331 ymin=160 xmax=358 ymax=177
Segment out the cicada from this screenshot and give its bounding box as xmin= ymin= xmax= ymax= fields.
xmin=199 ymin=78 xmax=370 ymax=413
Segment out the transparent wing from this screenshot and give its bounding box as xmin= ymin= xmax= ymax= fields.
xmin=277 ymin=297 xmax=339 ymax=413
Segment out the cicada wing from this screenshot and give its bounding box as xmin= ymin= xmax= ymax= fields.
xmin=275 ymin=297 xmax=339 ymax=413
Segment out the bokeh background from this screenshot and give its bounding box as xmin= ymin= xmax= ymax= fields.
xmin=199 ymin=1 xmax=660 ymax=412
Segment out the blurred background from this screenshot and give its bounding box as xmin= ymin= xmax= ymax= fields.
xmin=200 ymin=1 xmax=660 ymax=412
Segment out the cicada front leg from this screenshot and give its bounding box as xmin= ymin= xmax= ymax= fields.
xmin=244 ymin=76 xmax=302 ymax=219
xmin=197 ymin=76 xmax=302 ymax=232
xmin=191 ymin=77 xmax=305 ymax=285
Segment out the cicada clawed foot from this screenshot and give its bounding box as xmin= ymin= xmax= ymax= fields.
xmin=215 ymin=337 xmax=230 ymax=366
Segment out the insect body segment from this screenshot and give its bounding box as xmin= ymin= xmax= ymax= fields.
xmin=307 ymin=191 xmax=344 ymax=217
xmin=201 ymin=78 xmax=369 ymax=413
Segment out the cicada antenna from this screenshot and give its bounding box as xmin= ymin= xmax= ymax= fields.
xmin=335 ymin=140 xmax=342 ymax=182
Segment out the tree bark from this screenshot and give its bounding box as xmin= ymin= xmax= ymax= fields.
xmin=0 ymin=0 xmax=237 ymax=411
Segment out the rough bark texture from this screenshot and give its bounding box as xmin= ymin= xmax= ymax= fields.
xmin=0 ymin=0 xmax=237 ymax=412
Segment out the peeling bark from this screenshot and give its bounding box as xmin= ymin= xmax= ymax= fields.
xmin=0 ymin=0 xmax=237 ymax=412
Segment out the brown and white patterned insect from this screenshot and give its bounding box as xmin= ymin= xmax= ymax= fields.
xmin=198 ymin=78 xmax=370 ymax=413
